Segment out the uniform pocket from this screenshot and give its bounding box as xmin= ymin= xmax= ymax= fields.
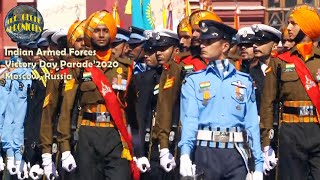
xmin=281 ymin=71 xmax=299 ymax=82
xmin=80 ymin=81 xmax=96 ymax=92
xmin=230 ymin=94 xmax=246 ymax=119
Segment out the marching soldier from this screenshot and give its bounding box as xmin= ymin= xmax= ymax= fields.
xmin=55 ymin=10 xmax=139 ymax=180
xmin=131 ymin=30 xmax=163 ymax=179
xmin=24 ymin=38 xmax=52 ymax=180
xmin=236 ymin=27 xmax=256 ymax=73
xmin=2 ymin=50 xmax=32 ymax=179
xmin=40 ymin=20 xmax=86 ymax=180
xmin=189 ymin=10 xmax=222 ymax=57
xmin=128 ymin=26 xmax=148 ymax=74
xmin=112 ymin=27 xmax=131 ymax=59
xmin=251 ymin=24 xmax=281 ymax=115
xmin=260 ymin=4 xmax=320 ymax=179
xmin=152 ymin=29 xmax=180 ymax=179
xmin=178 ymin=19 xmax=263 ymax=179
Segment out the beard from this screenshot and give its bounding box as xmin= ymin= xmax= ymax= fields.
xmin=91 ymin=39 xmax=110 ymax=51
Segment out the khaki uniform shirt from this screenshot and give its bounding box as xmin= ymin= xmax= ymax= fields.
xmin=260 ymin=46 xmax=320 ymax=147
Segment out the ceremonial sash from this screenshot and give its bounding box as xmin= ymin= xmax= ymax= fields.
xmin=84 ymin=66 xmax=140 ymax=180
xmin=278 ymin=52 xmax=320 ymax=119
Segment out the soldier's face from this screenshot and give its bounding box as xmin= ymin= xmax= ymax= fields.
xmin=179 ymin=31 xmax=192 ymax=51
xmin=74 ymin=35 xmax=85 ymax=51
xmin=112 ymin=41 xmax=129 ymax=58
xmin=253 ymin=41 xmax=275 ymax=58
xmin=238 ymin=43 xmax=254 ymax=60
xmin=287 ymin=17 xmax=301 ymax=41
xmin=128 ymin=43 xmax=145 ymax=61
xmin=91 ymin=24 xmax=110 ymax=48
xmin=191 ymin=25 xmax=201 ymax=46
xmin=155 ymin=45 xmax=175 ymax=65
xmin=144 ymin=49 xmax=158 ymax=68
xmin=200 ymin=38 xmax=229 ymax=60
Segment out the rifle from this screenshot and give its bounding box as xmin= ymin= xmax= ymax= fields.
xmin=70 ymin=68 xmax=84 ymax=151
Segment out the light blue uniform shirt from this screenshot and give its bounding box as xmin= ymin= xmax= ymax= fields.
xmin=178 ymin=60 xmax=263 ymax=172
xmin=2 ymin=68 xmax=31 ymax=161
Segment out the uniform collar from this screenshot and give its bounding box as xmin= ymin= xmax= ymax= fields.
xmin=206 ymin=59 xmax=236 ymax=79
xmin=290 ymin=45 xmax=320 ymax=61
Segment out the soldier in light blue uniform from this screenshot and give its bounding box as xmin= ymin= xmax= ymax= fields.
xmin=178 ymin=19 xmax=263 ymax=180
xmin=2 ymin=57 xmax=32 ymax=179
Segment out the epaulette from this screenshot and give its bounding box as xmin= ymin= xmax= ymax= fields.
xmin=182 ymin=68 xmax=205 ymax=84
xmin=236 ymin=71 xmax=253 ymax=81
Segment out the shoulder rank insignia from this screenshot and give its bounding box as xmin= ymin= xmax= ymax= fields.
xmin=0 ymin=78 xmax=5 ymax=87
xmin=43 ymin=93 xmax=51 ymax=108
xmin=164 ymin=77 xmax=174 ymax=89
xmin=154 ymin=84 xmax=159 ymax=95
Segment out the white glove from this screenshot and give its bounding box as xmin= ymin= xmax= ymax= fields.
xmin=61 ymin=151 xmax=77 ymax=172
xmin=252 ymin=171 xmax=263 ymax=180
xmin=0 ymin=156 xmax=5 ymax=172
xmin=159 ymin=148 xmax=176 ymax=172
xmin=135 ymin=157 xmax=151 ymax=173
xmin=7 ymin=156 xmax=17 ymax=175
xmin=179 ymin=154 xmax=195 ymax=177
xmin=42 ymin=153 xmax=59 ymax=180
xmin=16 ymin=160 xmax=29 ymax=179
xmin=263 ymin=146 xmax=278 ymax=174
xmin=29 ymin=164 xmax=44 ymax=180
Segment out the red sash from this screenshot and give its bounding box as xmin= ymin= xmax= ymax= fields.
xmin=278 ymin=52 xmax=320 ymax=119
xmin=84 ymin=66 xmax=140 ymax=180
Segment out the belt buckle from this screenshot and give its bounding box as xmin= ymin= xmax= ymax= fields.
xmin=214 ymin=131 xmax=230 ymax=143
xmin=299 ymin=106 xmax=313 ymax=116
xmin=96 ymin=112 xmax=110 ymax=122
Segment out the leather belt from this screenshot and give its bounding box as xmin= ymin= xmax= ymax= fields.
xmin=283 ymin=105 xmax=317 ymax=116
xmin=196 ymin=130 xmax=244 ymax=143
xmin=83 ymin=112 xmax=111 ymax=122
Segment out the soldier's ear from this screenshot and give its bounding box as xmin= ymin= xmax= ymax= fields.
xmin=272 ymin=42 xmax=278 ymax=51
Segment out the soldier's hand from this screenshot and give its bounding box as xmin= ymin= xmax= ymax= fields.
xmin=179 ymin=154 xmax=194 ymax=177
xmin=16 ymin=160 xmax=29 ymax=179
xmin=135 ymin=157 xmax=151 ymax=173
xmin=6 ymin=156 xmax=17 ymax=175
xmin=159 ymin=148 xmax=176 ymax=172
xmin=0 ymin=156 xmax=5 ymax=172
xmin=263 ymin=146 xmax=278 ymax=174
xmin=29 ymin=164 xmax=44 ymax=180
xmin=42 ymin=153 xmax=59 ymax=180
xmin=61 ymin=151 xmax=77 ymax=172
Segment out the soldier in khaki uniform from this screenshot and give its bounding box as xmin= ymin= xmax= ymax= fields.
xmin=40 ymin=19 xmax=87 ymax=180
xmin=152 ymin=29 xmax=181 ymax=179
xmin=52 ymin=10 xmax=139 ymax=180
xmin=260 ymin=4 xmax=320 ymax=180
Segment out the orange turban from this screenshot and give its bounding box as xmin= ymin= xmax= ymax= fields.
xmin=290 ymin=4 xmax=320 ymax=40
xmin=84 ymin=10 xmax=117 ymax=47
xmin=190 ymin=10 xmax=222 ymax=26
xmin=67 ymin=19 xmax=86 ymax=48
xmin=177 ymin=16 xmax=192 ymax=37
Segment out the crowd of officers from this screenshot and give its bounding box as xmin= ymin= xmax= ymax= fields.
xmin=0 ymin=3 xmax=320 ymax=180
